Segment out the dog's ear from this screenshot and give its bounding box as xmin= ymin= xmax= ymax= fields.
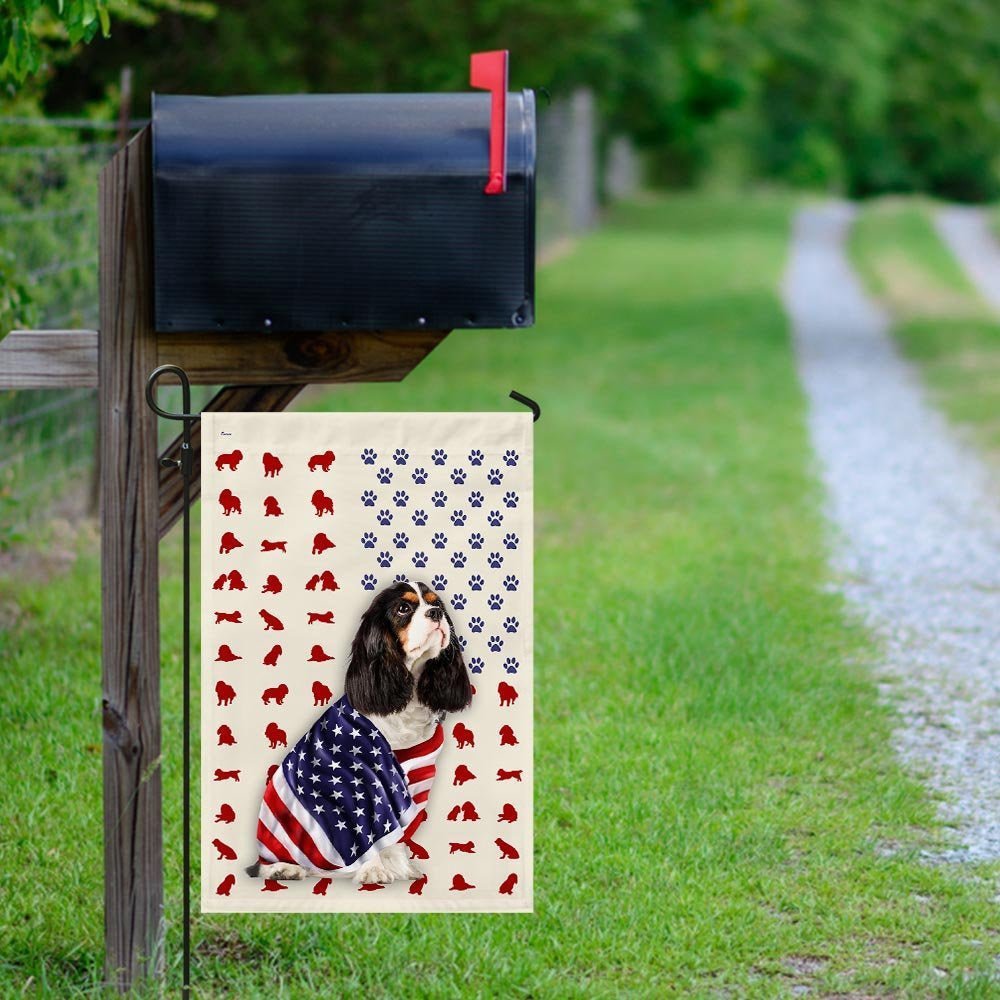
xmin=345 ymin=602 xmax=413 ymax=715
xmin=417 ymin=611 xmax=472 ymax=713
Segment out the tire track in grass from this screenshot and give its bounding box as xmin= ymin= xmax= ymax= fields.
xmin=782 ymin=201 xmax=1000 ymax=863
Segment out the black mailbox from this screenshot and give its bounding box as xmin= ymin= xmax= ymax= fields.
xmin=150 ymin=89 xmax=536 ymax=333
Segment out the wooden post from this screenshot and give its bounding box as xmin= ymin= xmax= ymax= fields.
xmin=99 ymin=127 xmax=163 ymax=990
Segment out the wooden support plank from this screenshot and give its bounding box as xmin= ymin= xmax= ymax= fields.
xmin=0 ymin=329 xmax=98 ymax=388
xmin=158 ymin=383 xmax=305 ymax=538
xmin=99 ymin=126 xmax=164 ymax=991
xmin=0 ymin=327 xmax=448 ymax=390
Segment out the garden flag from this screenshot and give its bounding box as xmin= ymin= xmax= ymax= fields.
xmin=201 ymin=412 xmax=533 ymax=912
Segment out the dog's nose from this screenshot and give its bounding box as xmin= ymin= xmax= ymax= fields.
xmin=426 ymin=606 xmax=443 ymax=622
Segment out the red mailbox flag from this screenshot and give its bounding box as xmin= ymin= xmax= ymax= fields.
xmin=470 ymin=49 xmax=509 ymax=195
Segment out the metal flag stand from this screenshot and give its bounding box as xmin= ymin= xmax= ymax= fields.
xmin=144 ymin=364 xmax=539 ymax=996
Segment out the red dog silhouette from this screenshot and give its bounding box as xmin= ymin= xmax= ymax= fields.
xmin=262 ymin=879 xmax=287 ymax=892
xmin=312 ymin=532 xmax=335 ymax=555
xmin=309 ymin=644 xmax=334 ymax=662
xmin=262 ymin=574 xmax=282 ymax=594
xmin=267 ymin=764 xmax=279 ymax=782
xmin=320 ymin=570 xmax=339 ymax=592
xmin=499 ymin=725 xmax=518 ymax=746
xmin=358 ymin=883 xmax=384 ymax=892
xmin=496 ymin=838 xmax=519 ymax=860
xmin=219 ymin=532 xmax=243 ymax=555
xmin=313 ymin=878 xmax=332 ymax=896
xmin=452 ymin=723 xmax=475 ymax=749
xmin=409 ymin=874 xmax=428 ymax=895
xmin=215 ymin=644 xmax=241 ymax=662
xmin=307 ymin=611 xmax=334 ymax=625
xmin=260 ymin=539 xmax=287 ymax=552
xmin=264 ymin=722 xmax=287 ymax=749
xmin=498 ymin=682 xmax=518 ymax=707
xmin=215 ymin=681 xmax=237 ymax=706
xmin=498 ymin=803 xmax=518 ymax=823
xmin=453 ymin=764 xmax=476 ymax=786
xmin=227 ymin=570 xmax=246 ymax=590
xmin=497 ymin=769 xmax=523 ymax=782
xmin=499 ymin=873 xmax=517 ymax=896
xmin=449 ymin=874 xmax=475 ymax=891
xmin=263 ymin=496 xmax=283 ymax=517
xmin=262 ymin=452 xmax=283 ymax=478
xmin=214 ymin=769 xmax=240 ymax=782
xmin=212 ymin=573 xmax=227 ymax=591
xmin=446 ymin=804 xmax=462 ymax=821
xmin=263 ymin=644 xmax=282 ymax=667
xmin=311 ymin=490 xmax=334 ymax=517
xmin=212 ymin=838 xmax=237 ymax=861
xmin=216 ymin=724 xmax=237 ymax=746
xmin=215 ymin=803 xmax=236 ymax=824
xmin=308 ymin=450 xmax=335 ymax=472
xmin=305 ymin=574 xmax=321 ymax=591
xmin=449 ymin=841 xmax=475 ymax=854
xmin=215 ymin=450 xmax=242 ymax=471
xmin=259 ymin=609 xmax=284 ymax=631
xmin=216 ymin=874 xmax=236 ymax=896
xmin=461 ymin=801 xmax=480 ymax=821
xmin=261 ymin=684 xmax=288 ymax=705
xmin=312 ymin=680 xmax=333 ymax=706
xmin=218 ymin=489 xmax=242 ymax=516
xmin=214 ymin=611 xmax=242 ymax=624
xmin=406 ymin=838 xmax=430 ymax=861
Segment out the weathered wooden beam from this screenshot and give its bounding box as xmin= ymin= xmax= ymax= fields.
xmin=99 ymin=125 xmax=164 ymax=991
xmin=158 ymin=383 xmax=305 ymax=538
xmin=0 ymin=327 xmax=449 ymax=390
xmin=0 ymin=329 xmax=98 ymax=388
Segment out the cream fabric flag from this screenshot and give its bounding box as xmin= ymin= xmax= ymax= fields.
xmin=201 ymin=412 xmax=532 ymax=912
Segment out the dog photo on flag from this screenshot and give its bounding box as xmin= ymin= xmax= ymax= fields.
xmin=201 ymin=411 xmax=533 ymax=912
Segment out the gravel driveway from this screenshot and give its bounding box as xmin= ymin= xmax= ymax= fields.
xmin=782 ymin=202 xmax=1000 ymax=863
xmin=935 ymin=205 xmax=1000 ymax=311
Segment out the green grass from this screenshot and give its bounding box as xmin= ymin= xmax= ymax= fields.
xmin=2 ymin=193 xmax=998 ymax=997
xmin=849 ymin=197 xmax=1000 ymax=463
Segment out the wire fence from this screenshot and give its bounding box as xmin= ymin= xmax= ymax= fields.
xmin=0 ymin=86 xmax=639 ymax=543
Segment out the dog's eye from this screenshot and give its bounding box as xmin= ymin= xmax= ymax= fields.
xmin=396 ymin=602 xmax=412 ymax=616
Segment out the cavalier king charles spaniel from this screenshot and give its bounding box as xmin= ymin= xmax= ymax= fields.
xmin=246 ymin=580 xmax=471 ymax=885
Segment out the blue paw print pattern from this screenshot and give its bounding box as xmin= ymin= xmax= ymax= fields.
xmin=377 ymin=509 xmax=393 ymax=525
xmin=412 ymin=551 xmax=428 ymax=568
xmin=487 ymin=552 xmax=504 ymax=569
xmin=412 ymin=467 xmax=428 ymax=485
xmin=503 ymin=449 xmax=519 ymax=467
xmin=361 ymin=531 xmax=377 ymax=549
xmin=503 ymin=532 xmax=519 ymax=550
xmin=468 ymin=490 xmax=484 ymax=508
xmin=450 ymin=510 xmax=466 ymax=526
xmin=468 ymin=449 xmax=484 ymax=466
xmin=487 ymin=635 xmax=504 ymax=652
xmin=394 ymin=573 xmax=409 ymax=584
xmin=468 ymin=532 xmax=484 ymax=549
xmin=503 ymin=491 xmax=519 ymax=509
xmin=487 ymin=510 xmax=504 ymax=526
xmin=431 ymin=532 xmax=448 ymax=549
xmin=392 ymin=490 xmax=409 ymax=507
xmin=393 ymin=448 xmax=409 ymax=466
xmin=377 ymin=466 xmax=393 ymax=484
xmin=361 ymin=573 xmax=377 ymax=590
xmin=503 ymin=616 xmax=519 ymax=633
xmin=503 ymin=657 xmax=519 ymax=674
xmin=487 ymin=468 xmax=504 ymax=485
xmin=451 ymin=593 xmax=467 ymax=610
xmin=450 ymin=468 xmax=466 ymax=485
xmin=503 ymin=575 xmax=520 ymax=592
xmin=459 ymin=635 xmax=468 ymax=651
xmin=468 ymin=616 xmax=485 ymax=633
xmin=392 ymin=532 xmax=409 ymax=549
xmin=361 ymin=490 xmax=377 ymax=507
xmin=431 ymin=574 xmax=448 ymax=590
xmin=377 ymin=551 xmax=393 ymax=567
xmin=432 ymin=448 xmax=448 ymax=466
xmin=431 ymin=490 xmax=448 ymax=508
xmin=451 ymin=551 xmax=467 ymax=568
xmin=361 ymin=448 xmax=377 ymax=465
xmin=469 ymin=656 xmax=485 ymax=674
xmin=487 ymin=593 xmax=504 ymax=610
xmin=469 ymin=574 xmax=484 ymax=591
xmin=412 ymin=509 xmax=428 ymax=526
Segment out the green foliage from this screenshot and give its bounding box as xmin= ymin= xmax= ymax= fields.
xmin=1 ymin=0 xmax=111 ymax=82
